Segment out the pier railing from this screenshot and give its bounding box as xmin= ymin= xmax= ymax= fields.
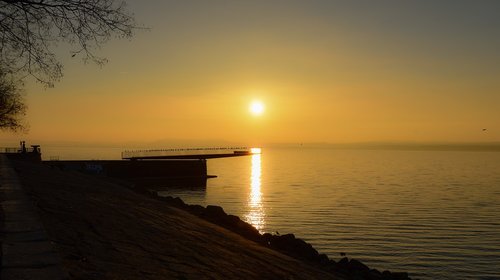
xmin=0 ymin=147 xmax=19 ymax=153
xmin=0 ymin=147 xmax=39 ymax=153
xmin=121 ymin=147 xmax=250 ymax=160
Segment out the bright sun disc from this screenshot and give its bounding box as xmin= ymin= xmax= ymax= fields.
xmin=249 ymin=101 xmax=265 ymax=116
xmin=251 ymin=147 xmax=262 ymax=154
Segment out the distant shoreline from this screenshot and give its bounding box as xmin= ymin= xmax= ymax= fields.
xmin=266 ymin=142 xmax=500 ymax=152
xmin=2 ymin=140 xmax=500 ymax=151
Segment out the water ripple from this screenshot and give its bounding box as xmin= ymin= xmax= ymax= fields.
xmin=161 ymin=149 xmax=500 ymax=280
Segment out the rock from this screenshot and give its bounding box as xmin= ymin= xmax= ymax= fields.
xmin=333 ymin=257 xmax=349 ymax=274
xmin=148 ymin=195 xmax=412 ymax=280
xmin=268 ymin=234 xmax=322 ymax=262
xmin=282 ymin=233 xmax=296 ymax=240
xmin=173 ymin=197 xmax=186 ymax=206
xmin=270 ymin=234 xmax=295 ymax=250
xmin=262 ymin=233 xmax=272 ymax=240
xmin=226 ymin=214 xmax=241 ymax=225
xmin=293 ymin=238 xmax=319 ymax=260
xmin=370 ymin=268 xmax=383 ymax=279
xmin=381 ymin=270 xmax=392 ymax=279
xmin=348 ymin=258 xmax=370 ymax=272
xmin=391 ymin=272 xmax=410 ymax=279
xmin=187 ymin=204 xmax=205 ymax=215
xmin=165 ymin=196 xmax=186 ymax=208
xmin=318 ymin=253 xmax=329 ymax=265
xmin=262 ymin=233 xmax=273 ymax=245
xmin=234 ymin=219 xmax=261 ymax=240
xmin=338 ymin=257 xmax=349 ymax=266
xmin=205 ymin=205 xmax=226 ymax=217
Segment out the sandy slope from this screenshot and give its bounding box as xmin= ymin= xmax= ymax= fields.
xmin=11 ymin=160 xmax=342 ymax=280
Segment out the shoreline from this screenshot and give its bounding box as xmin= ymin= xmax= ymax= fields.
xmin=2 ymin=158 xmax=412 ymax=279
xmin=149 ymin=195 xmax=412 ymax=280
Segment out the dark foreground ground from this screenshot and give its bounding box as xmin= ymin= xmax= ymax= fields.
xmin=2 ymin=160 xmax=411 ymax=279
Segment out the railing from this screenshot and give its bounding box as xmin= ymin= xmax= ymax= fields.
xmin=122 ymin=147 xmax=250 ymax=159
xmin=0 ymin=147 xmax=41 ymax=154
xmin=0 ymin=147 xmax=19 ymax=153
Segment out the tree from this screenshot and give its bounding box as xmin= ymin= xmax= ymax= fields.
xmin=0 ymin=0 xmax=136 ymax=131
xmin=0 ymin=67 xmax=26 ymax=132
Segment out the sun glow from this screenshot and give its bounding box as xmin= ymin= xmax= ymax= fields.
xmin=250 ymin=147 xmax=262 ymax=154
xmin=249 ymin=101 xmax=265 ymax=116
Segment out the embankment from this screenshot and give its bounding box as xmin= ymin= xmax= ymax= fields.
xmin=6 ymin=159 xmax=411 ymax=279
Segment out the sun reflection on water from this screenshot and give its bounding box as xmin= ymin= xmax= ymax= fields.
xmin=245 ymin=153 xmax=265 ymax=231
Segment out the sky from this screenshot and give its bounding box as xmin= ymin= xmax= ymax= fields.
xmin=2 ymin=0 xmax=500 ymax=146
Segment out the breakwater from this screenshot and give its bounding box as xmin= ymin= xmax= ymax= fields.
xmin=148 ymin=194 xmax=412 ymax=280
xmin=6 ymin=155 xmax=415 ymax=279
xmin=44 ymin=159 xmax=208 ymax=181
xmin=11 ymin=158 xmax=341 ymax=279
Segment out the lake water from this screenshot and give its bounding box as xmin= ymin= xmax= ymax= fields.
xmin=156 ymin=148 xmax=500 ymax=280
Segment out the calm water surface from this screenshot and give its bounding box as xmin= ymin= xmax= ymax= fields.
xmin=157 ymin=148 xmax=500 ymax=280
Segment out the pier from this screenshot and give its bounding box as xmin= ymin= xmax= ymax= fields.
xmin=1 ymin=142 xmax=41 ymax=162
xmin=121 ymin=147 xmax=260 ymax=160
xmin=2 ymin=145 xmax=260 ymax=186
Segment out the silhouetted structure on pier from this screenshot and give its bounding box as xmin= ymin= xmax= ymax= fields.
xmin=0 ymin=141 xmax=41 ymax=162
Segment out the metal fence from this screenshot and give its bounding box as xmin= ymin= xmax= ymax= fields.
xmin=0 ymin=147 xmax=39 ymax=153
xmin=0 ymin=147 xmax=20 ymax=153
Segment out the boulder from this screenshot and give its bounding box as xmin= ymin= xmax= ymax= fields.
xmin=348 ymin=258 xmax=370 ymax=272
xmin=205 ymin=205 xmax=226 ymax=217
xmin=390 ymin=272 xmax=410 ymax=280
xmin=187 ymin=204 xmax=205 ymax=215
xmin=150 ymin=196 xmax=412 ymax=280
xmin=318 ymin=253 xmax=329 ymax=265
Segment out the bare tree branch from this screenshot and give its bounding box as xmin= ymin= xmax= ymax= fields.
xmin=0 ymin=67 xmax=27 ymax=131
xmin=0 ymin=0 xmax=136 ymax=87
xmin=0 ymin=0 xmax=137 ymax=131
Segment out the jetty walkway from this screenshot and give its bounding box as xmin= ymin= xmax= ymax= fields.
xmin=0 ymin=154 xmax=68 ymax=279
xmin=121 ymin=147 xmax=260 ymax=160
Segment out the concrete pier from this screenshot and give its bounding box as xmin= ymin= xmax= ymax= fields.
xmin=0 ymin=155 xmax=68 ymax=280
xmin=44 ymin=159 xmax=209 ymax=179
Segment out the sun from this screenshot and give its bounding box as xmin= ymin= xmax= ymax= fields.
xmin=249 ymin=101 xmax=265 ymax=116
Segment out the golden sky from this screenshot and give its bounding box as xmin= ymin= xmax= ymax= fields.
xmin=3 ymin=1 xmax=500 ymax=146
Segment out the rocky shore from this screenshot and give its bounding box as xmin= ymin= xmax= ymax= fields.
xmin=2 ymin=159 xmax=412 ymax=279
xmin=152 ymin=196 xmax=411 ymax=280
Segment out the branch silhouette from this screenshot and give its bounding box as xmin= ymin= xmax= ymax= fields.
xmin=0 ymin=0 xmax=138 ymax=131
